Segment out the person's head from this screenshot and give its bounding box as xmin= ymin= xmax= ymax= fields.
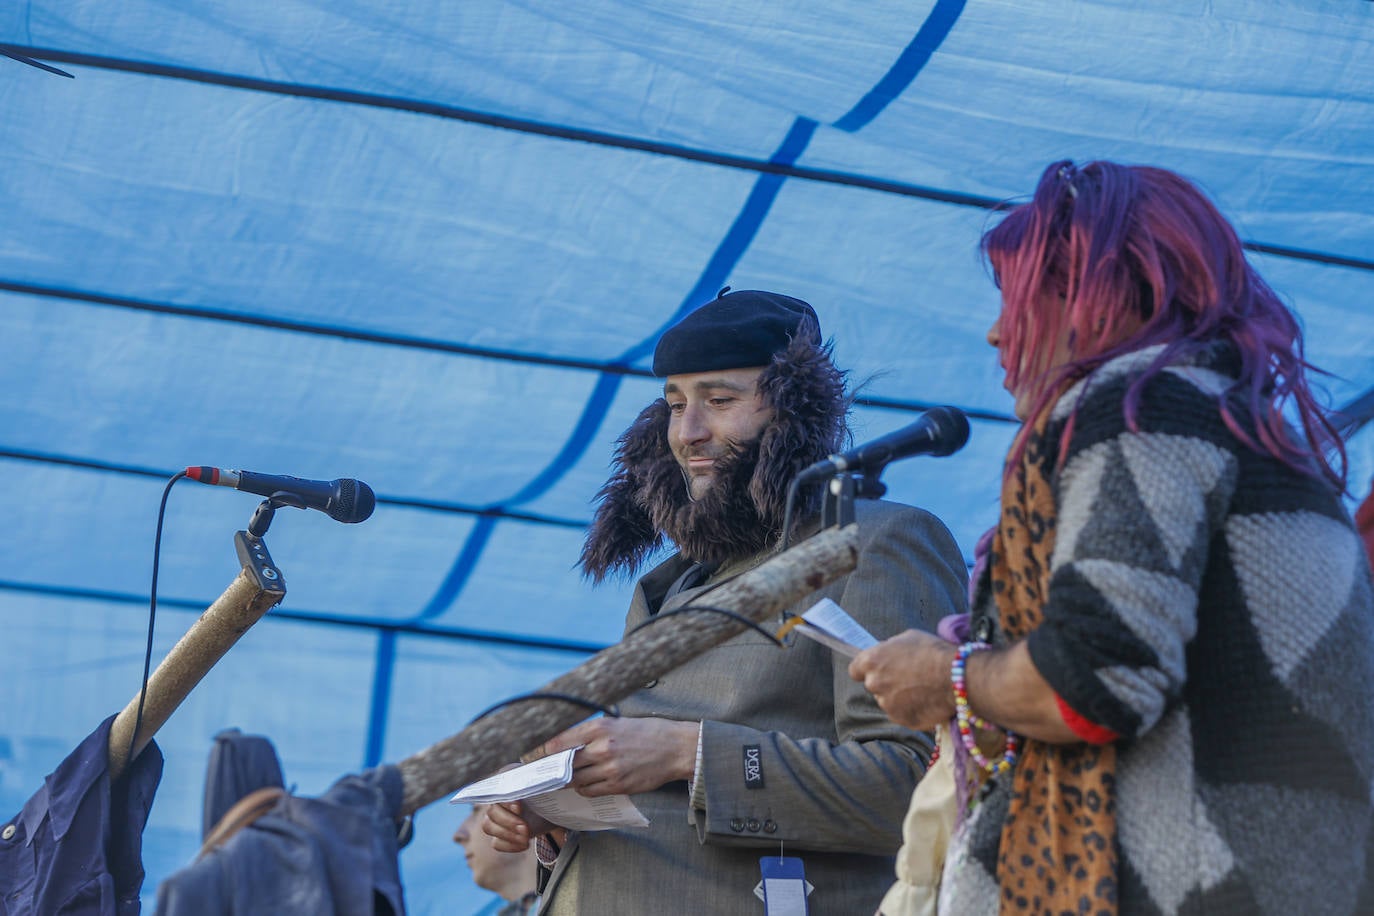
xmin=580 ymin=288 xmax=850 ymax=580
xmin=452 ymin=804 xmax=537 ymax=902
xmin=983 ymin=158 xmax=1343 ymax=486
xmin=662 ymin=365 xmax=773 ymax=501
xmin=653 ymin=289 xmax=819 ymax=500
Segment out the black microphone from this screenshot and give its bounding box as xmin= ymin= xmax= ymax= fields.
xmin=796 ymin=406 xmax=970 ymax=484
xmin=184 ymin=467 xmax=376 ymax=523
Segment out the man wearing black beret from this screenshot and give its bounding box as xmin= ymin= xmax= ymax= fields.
xmin=486 ymin=288 xmax=968 ymax=914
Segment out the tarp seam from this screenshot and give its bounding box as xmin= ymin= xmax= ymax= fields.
xmin=4 ymin=43 xmax=1372 ymax=270
xmin=0 ymin=578 xmax=607 ymax=653
xmin=0 ymin=279 xmax=1020 ymax=421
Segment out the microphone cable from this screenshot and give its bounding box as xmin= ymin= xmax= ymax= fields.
xmin=780 ymin=476 xmax=804 ymax=552
xmin=125 ymin=469 xmax=187 ymax=774
xmin=624 ymin=602 xmax=785 ymax=646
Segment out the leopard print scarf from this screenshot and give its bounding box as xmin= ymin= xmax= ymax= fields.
xmin=991 ymin=410 xmax=1119 ymax=915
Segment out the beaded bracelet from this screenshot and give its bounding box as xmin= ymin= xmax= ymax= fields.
xmin=951 ymin=641 xmax=1021 ymax=776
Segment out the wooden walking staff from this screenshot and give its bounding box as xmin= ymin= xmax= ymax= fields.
xmin=395 ymin=523 xmax=861 ymax=815
xmin=107 ymin=531 xmax=287 ymax=781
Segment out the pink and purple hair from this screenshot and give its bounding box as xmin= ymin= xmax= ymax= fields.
xmin=984 ymin=158 xmax=1345 ymax=489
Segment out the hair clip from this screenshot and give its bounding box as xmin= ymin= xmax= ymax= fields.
xmin=1057 ymin=164 xmax=1079 ymax=199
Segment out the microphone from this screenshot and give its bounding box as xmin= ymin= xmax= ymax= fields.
xmin=797 ymin=406 xmax=970 ymax=484
xmin=184 ymin=467 xmax=376 ymax=524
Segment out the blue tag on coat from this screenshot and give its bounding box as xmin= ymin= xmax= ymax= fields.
xmin=759 ymin=856 xmax=808 ymax=915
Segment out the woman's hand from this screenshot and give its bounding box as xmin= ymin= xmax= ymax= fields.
xmin=856 ymin=634 xmax=1089 ymax=744
xmin=848 ymin=629 xmax=958 ymax=730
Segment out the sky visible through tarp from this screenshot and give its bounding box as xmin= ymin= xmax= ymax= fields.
xmin=2 ymin=2 xmax=1373 ymax=912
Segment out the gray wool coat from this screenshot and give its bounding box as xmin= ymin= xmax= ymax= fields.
xmin=940 ymin=345 xmax=1374 ymax=914
xmin=539 ymin=499 xmax=969 ymax=915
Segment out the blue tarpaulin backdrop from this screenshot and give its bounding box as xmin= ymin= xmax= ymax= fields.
xmin=2 ymin=2 xmax=1372 ymax=912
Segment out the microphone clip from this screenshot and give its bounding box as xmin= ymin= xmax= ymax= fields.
xmin=233 ymin=530 xmax=287 ymax=596
xmin=820 ymin=470 xmax=887 ymax=529
xmin=246 ymin=491 xmax=310 ymax=538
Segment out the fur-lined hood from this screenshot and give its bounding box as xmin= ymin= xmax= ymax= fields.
xmin=579 ymin=328 xmax=850 ymax=582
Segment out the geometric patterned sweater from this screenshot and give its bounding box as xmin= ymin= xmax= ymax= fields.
xmin=941 ymin=344 xmax=1374 ymax=915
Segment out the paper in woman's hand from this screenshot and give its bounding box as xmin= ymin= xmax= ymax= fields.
xmin=784 ymin=597 xmax=879 ymax=658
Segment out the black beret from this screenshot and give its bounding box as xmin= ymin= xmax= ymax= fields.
xmin=652 ymin=288 xmax=821 ymax=377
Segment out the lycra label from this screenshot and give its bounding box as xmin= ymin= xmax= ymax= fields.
xmin=743 ymin=745 xmax=764 ymax=788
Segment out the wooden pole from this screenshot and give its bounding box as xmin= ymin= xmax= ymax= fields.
xmin=396 ymin=524 xmax=860 ymax=815
xmin=108 ymin=555 xmax=284 ymax=781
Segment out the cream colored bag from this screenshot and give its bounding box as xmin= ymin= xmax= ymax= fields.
xmin=876 ymin=726 xmax=956 ymax=916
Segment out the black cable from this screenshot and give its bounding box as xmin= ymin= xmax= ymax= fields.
xmin=467 ymin=691 xmax=620 ymax=727
xmin=625 ymin=602 xmax=784 ymax=647
xmin=464 ymin=605 xmax=786 ymax=743
xmin=125 ymin=470 xmax=186 ymax=773
xmin=780 ymin=476 xmax=803 ymax=551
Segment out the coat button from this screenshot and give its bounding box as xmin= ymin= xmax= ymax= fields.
xmin=643 ymin=679 xmax=658 ymax=689
xmin=746 ymin=819 xmax=761 ymax=832
xmin=762 ymin=819 xmax=778 ymax=834
xmin=1 ymin=824 xmax=15 ymax=841
xmin=729 ymin=818 xmax=745 ymax=832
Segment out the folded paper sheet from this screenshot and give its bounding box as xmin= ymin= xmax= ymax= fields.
xmin=781 ymin=598 xmax=879 ymax=658
xmin=450 ymin=747 xmax=649 ymax=831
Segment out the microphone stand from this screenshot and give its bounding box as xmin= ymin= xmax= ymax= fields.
xmin=107 ymin=502 xmax=289 ymax=781
xmin=100 ymin=493 xmax=861 ymax=811
xmin=820 ymin=470 xmax=887 ymax=529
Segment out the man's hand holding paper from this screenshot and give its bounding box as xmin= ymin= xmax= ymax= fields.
xmin=453 ymin=744 xmax=650 ymax=833
xmin=533 ymin=716 xmax=700 ymax=797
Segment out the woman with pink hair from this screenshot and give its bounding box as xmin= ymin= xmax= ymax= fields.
xmin=852 ymin=159 xmax=1374 ymax=915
